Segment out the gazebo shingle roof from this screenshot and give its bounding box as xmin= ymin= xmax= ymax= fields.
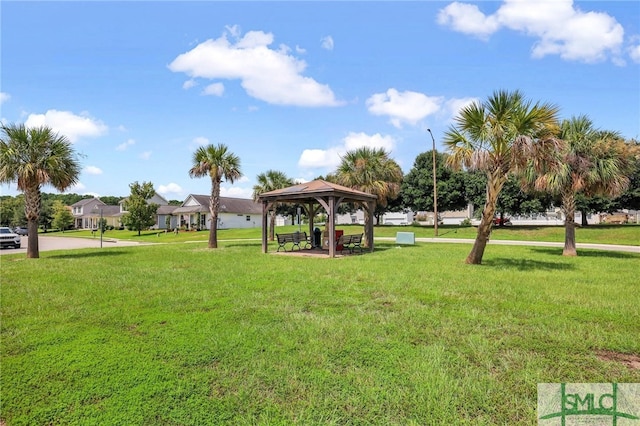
xmin=258 ymin=179 xmax=376 ymax=203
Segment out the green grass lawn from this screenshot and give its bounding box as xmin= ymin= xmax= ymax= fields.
xmin=45 ymin=222 xmax=640 ymax=246
xmin=1 ymin=239 xmax=639 ymax=425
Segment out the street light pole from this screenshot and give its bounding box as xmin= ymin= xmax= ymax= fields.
xmin=427 ymin=129 xmax=438 ymax=237
xmin=93 ymin=206 xmax=103 ymax=248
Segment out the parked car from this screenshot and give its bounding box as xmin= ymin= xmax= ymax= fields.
xmin=493 ymin=217 xmax=512 ymax=226
xmin=14 ymin=226 xmax=28 ymax=236
xmin=0 ymin=227 xmax=21 ymax=249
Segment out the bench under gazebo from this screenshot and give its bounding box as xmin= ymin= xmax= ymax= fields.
xmin=257 ymin=179 xmax=377 ymax=258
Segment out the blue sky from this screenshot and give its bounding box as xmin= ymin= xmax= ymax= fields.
xmin=2 ymin=1 xmax=639 ymax=201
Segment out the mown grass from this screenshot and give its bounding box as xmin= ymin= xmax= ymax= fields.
xmin=1 ymin=240 xmax=638 ymax=425
xmin=46 ymin=222 xmax=640 ymax=246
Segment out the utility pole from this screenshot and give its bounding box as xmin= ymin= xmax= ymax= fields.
xmin=427 ymin=129 xmax=438 ymax=237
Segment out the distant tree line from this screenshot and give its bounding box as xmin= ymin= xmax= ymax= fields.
xmin=0 ymin=192 xmax=182 ymax=230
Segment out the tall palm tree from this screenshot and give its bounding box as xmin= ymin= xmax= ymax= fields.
xmin=334 ymin=146 xmax=403 ymax=247
xmin=189 ymin=143 xmax=242 ymax=248
xmin=252 ymin=170 xmax=293 ymax=241
xmin=526 ymin=116 xmax=634 ymax=256
xmin=0 ymin=123 xmax=81 ymax=258
xmin=444 ymin=90 xmax=560 ymax=264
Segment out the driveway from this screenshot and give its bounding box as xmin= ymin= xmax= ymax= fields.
xmin=0 ymin=235 xmax=148 ymax=255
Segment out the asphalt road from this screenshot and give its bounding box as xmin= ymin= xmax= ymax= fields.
xmin=0 ymin=235 xmax=147 ymax=255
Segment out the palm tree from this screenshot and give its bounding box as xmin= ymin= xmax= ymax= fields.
xmin=334 ymin=147 xmax=403 ymax=247
xmin=252 ymin=170 xmax=293 ymax=241
xmin=526 ymin=116 xmax=634 ymax=256
xmin=0 ymin=123 xmax=81 ymax=258
xmin=189 ymin=143 xmax=242 ymax=248
xmin=443 ymin=90 xmax=560 ymax=264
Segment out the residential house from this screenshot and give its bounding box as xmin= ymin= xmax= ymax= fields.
xmin=71 ymin=198 xmax=122 ymax=229
xmin=172 ymin=195 xmax=262 ymax=230
xmin=119 ymin=193 xmax=178 ymax=230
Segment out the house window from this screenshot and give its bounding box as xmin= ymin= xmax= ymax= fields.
xmin=246 ymin=215 xmax=250 ymax=221
xmin=200 ymin=214 xmax=206 ymax=228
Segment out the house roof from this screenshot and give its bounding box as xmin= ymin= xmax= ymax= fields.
xmin=257 ymin=179 xmax=377 ymax=204
xmin=157 ymin=205 xmax=178 ymax=215
xmin=174 ymin=195 xmax=261 ymax=215
xmin=71 ymin=197 xmax=105 ymax=207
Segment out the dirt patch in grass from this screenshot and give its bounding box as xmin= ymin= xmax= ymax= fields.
xmin=596 ymin=350 xmax=640 ymax=370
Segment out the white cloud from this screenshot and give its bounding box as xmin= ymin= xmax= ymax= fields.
xmin=366 ymin=89 xmax=443 ymax=128
xmin=24 ymin=110 xmax=108 ymax=143
xmin=116 ymin=138 xmax=136 ymax=151
xmin=140 ymin=151 xmax=152 ymax=160
xmin=295 ymin=45 xmax=306 ymax=54
xmin=67 ymin=182 xmax=87 ymax=193
xmin=0 ymin=92 xmax=10 ymax=104
xmin=321 ymin=36 xmax=334 ymax=51
xmin=158 ymin=182 xmax=183 ymax=195
xmin=183 ymin=79 xmax=198 ymax=90
xmin=343 ymin=132 xmax=396 ymax=152
xmin=220 ymin=186 xmax=253 ymax=199
xmin=437 ymin=2 xmax=499 ymax=40
xmin=627 ymin=37 xmax=640 ymax=63
xmin=438 ymin=0 xmax=626 ymax=63
xmin=238 ymin=176 xmax=250 ymax=183
xmin=202 ymin=82 xmax=225 ymax=96
xmin=444 ymin=97 xmax=479 ymax=120
xmin=84 ymin=166 xmax=103 ymax=175
xmin=298 ymin=147 xmax=343 ymax=169
xmin=298 ymin=132 xmax=397 ymax=169
xmin=189 ymin=136 xmax=209 ymax=151
xmin=169 ymin=28 xmax=343 ymax=107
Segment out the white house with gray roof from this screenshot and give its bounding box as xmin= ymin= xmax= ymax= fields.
xmin=172 ymin=195 xmax=262 ymax=230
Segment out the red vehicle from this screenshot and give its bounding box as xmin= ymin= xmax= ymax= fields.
xmin=493 ymin=217 xmax=512 ymax=226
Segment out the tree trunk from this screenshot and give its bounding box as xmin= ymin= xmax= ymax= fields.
xmin=24 ymin=185 xmax=41 ymax=259
xmin=363 ymin=209 xmax=373 ymax=248
xmin=580 ymin=209 xmax=589 ymax=227
xmin=208 ymin=178 xmax=221 ymax=249
xmin=465 ymin=171 xmax=505 ymax=265
xmin=562 ymin=191 xmax=577 ymax=256
xmin=269 ymin=210 xmax=276 ymax=241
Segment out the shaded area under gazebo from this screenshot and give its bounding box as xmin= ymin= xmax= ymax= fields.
xmin=257 ymin=179 xmax=377 ymax=258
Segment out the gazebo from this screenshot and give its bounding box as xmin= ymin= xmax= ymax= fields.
xmin=257 ymin=179 xmax=377 ymax=258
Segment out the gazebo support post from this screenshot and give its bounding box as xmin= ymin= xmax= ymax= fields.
xmin=261 ymin=201 xmax=269 ymax=253
xmin=328 ymin=196 xmax=336 ymax=258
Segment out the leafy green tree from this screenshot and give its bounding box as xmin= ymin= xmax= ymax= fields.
xmin=121 ymin=181 xmax=159 ymax=236
xmin=444 ymin=90 xmax=560 ymax=264
xmin=495 ymin=176 xmax=553 ymax=224
xmin=38 ymin=199 xmax=54 ymax=232
xmin=0 ymin=195 xmax=19 ymax=225
xmin=333 ymin=147 xmax=403 ymax=247
xmin=401 ymin=151 xmax=468 ymax=214
xmin=610 ymin=139 xmax=640 ymax=213
xmin=0 ymin=124 xmax=81 ymax=258
xmin=252 ymin=170 xmax=293 ymax=241
xmin=51 ymin=200 xmax=74 ymax=232
xmin=526 ymin=116 xmax=635 ymax=255
xmin=99 ymin=196 xmax=123 ymax=205
xmin=189 ymin=144 xmax=242 ymax=248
